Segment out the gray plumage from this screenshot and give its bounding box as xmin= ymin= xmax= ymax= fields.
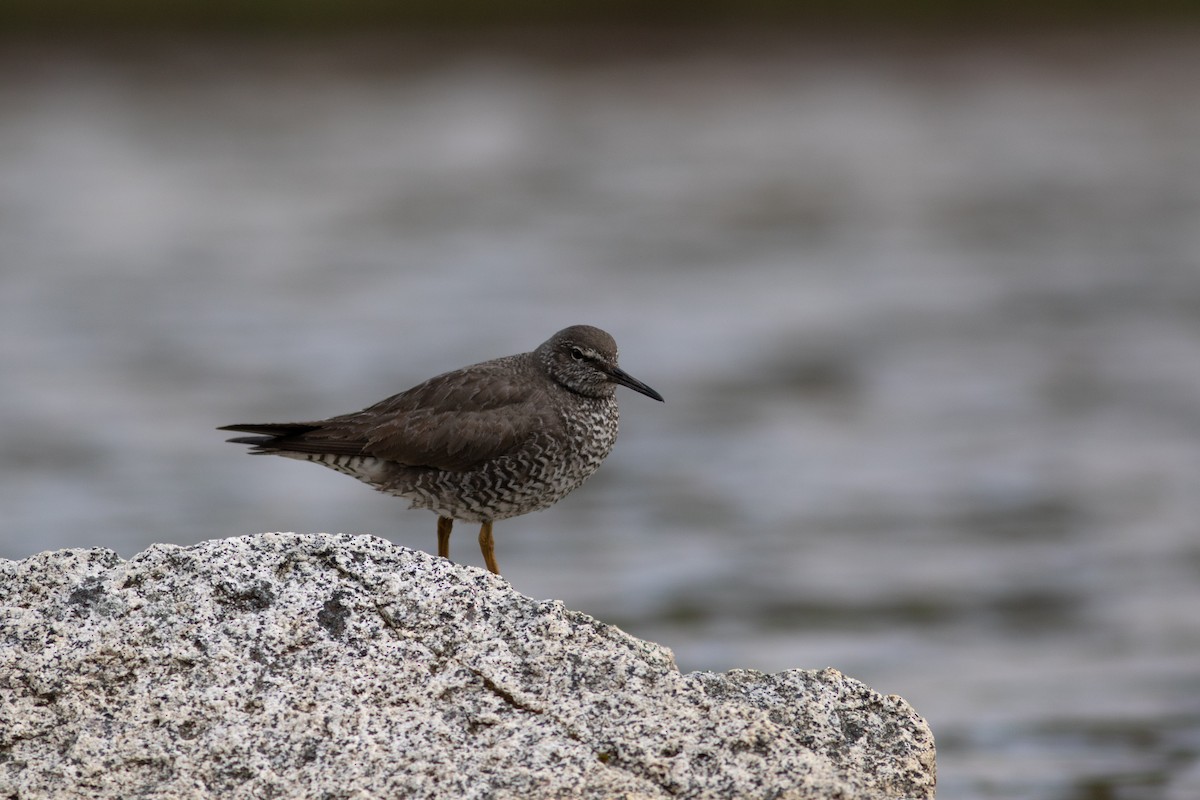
xmin=219 ymin=325 xmax=663 ymax=574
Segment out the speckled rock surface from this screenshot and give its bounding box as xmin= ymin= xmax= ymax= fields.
xmin=0 ymin=533 xmax=936 ymax=799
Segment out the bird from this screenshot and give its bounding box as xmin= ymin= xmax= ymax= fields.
xmin=219 ymin=325 xmax=663 ymax=575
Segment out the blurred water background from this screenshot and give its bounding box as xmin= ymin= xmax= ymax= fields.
xmin=2 ymin=12 xmax=1200 ymax=799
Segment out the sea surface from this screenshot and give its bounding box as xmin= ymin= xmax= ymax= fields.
xmin=2 ymin=32 xmax=1199 ymax=799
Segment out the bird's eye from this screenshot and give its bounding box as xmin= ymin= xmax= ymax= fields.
xmin=570 ymin=347 xmax=584 ymax=361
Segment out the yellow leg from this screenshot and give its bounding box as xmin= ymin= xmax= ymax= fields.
xmin=478 ymin=521 xmax=500 ymax=575
xmin=437 ymin=516 xmax=453 ymax=560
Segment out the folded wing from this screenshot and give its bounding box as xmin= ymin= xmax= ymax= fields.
xmin=220 ymin=360 xmax=556 ymax=471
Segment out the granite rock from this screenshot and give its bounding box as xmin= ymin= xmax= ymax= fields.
xmin=0 ymin=533 xmax=935 ymax=799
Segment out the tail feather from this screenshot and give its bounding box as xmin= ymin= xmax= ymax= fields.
xmin=218 ymin=422 xmax=319 ymax=437
xmin=223 ymin=434 xmax=284 ymax=452
xmin=218 ymin=422 xmax=366 ymax=457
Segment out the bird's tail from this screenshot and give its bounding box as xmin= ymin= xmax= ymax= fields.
xmin=218 ymin=422 xmax=321 ymax=453
xmin=218 ymin=422 xmax=368 ymax=457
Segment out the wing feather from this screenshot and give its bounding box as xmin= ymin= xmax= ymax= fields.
xmin=221 ymin=356 xmax=558 ymax=470
xmin=310 ymin=358 xmax=556 ymax=470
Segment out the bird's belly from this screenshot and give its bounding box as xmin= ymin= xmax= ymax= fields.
xmin=388 ymin=427 xmax=616 ymax=523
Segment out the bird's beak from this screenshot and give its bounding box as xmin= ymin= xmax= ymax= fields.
xmin=608 ymin=366 xmax=664 ymax=402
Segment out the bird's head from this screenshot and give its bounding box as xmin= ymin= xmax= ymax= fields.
xmin=538 ymin=325 xmax=663 ymax=402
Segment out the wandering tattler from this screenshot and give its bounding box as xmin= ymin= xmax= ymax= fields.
xmin=219 ymin=325 xmax=663 ymax=574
